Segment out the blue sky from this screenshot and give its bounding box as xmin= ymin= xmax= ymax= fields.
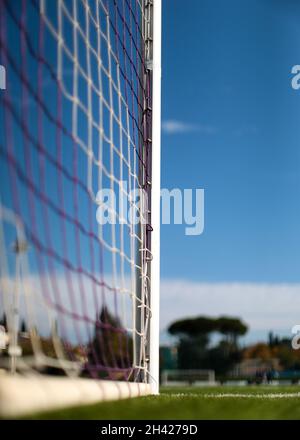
xmin=160 ymin=0 xmax=300 ymax=284
xmin=1 ymin=0 xmax=300 ymax=345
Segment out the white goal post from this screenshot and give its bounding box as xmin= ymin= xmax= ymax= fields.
xmin=0 ymin=0 xmax=161 ymax=417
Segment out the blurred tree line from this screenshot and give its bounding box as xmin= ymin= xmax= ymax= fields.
xmin=167 ymin=316 xmax=300 ymax=376
xmin=243 ymin=331 xmax=300 ymax=371
xmin=168 ymin=316 xmax=248 ymax=375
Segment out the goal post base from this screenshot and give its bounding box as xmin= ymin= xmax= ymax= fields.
xmin=0 ymin=374 xmax=152 ymax=418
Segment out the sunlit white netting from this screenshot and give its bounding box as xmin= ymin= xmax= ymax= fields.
xmin=0 ymin=0 xmax=154 ymax=384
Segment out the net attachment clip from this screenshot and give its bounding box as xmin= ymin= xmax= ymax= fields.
xmin=146 ymin=60 xmax=153 ymax=71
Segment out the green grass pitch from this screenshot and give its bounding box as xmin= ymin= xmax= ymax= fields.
xmin=23 ymin=386 xmax=300 ymax=420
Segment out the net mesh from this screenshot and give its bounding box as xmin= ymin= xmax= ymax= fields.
xmin=0 ymin=0 xmax=153 ymax=383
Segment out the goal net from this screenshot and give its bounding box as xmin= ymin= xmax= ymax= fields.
xmin=0 ymin=0 xmax=161 ymax=416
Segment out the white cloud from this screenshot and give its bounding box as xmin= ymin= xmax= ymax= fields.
xmin=2 ymin=270 xmax=298 ymax=344
xmin=162 ymin=119 xmax=216 ymax=135
xmin=160 ymin=280 xmax=300 ymax=336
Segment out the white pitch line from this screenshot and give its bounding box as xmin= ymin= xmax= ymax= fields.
xmin=203 ymin=393 xmax=300 ymax=399
xmin=166 ymin=393 xmax=300 ymax=399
